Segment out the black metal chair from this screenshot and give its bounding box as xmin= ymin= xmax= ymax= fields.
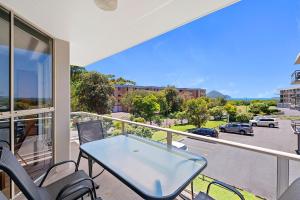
xmin=0 ymin=146 xmax=100 ymax=200
xmin=76 ymin=120 xmax=105 ymax=179
xmin=193 ymin=180 xmax=245 ymax=200
xmin=278 ymin=177 xmax=300 ymax=200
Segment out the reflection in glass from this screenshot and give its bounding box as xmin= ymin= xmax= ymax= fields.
xmin=0 ymin=118 xmax=11 ymax=198
xmin=14 ymin=113 xmax=53 ymax=179
xmin=14 ymin=17 xmax=53 ymax=110
xmin=0 ymin=9 xmax=10 ymax=112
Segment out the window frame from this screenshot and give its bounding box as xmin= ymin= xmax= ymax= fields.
xmin=0 ymin=4 xmax=56 ymax=198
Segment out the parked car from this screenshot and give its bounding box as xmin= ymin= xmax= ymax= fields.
xmin=249 ymin=117 xmax=279 ymax=128
xmin=188 ymin=128 xmax=219 ymax=138
xmin=219 ymin=123 xmax=253 ymax=135
xmin=171 ymin=141 xmax=188 ymax=151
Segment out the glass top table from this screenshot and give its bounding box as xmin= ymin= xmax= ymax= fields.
xmin=80 ymin=134 xmax=207 ymax=200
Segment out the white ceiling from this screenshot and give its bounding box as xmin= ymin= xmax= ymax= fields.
xmin=0 ymin=0 xmax=239 ymax=66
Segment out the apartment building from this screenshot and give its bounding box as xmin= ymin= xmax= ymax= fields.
xmin=279 ymin=53 xmax=300 ymax=109
xmin=279 ymin=87 xmax=300 ymax=109
xmin=113 ymin=85 xmax=206 ymax=112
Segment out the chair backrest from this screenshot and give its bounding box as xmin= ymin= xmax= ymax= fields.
xmin=77 ymin=120 xmax=104 ymax=145
xmin=0 ymin=147 xmax=42 ymax=200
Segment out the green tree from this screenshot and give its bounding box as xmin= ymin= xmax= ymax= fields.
xmin=184 ymin=98 xmax=209 ymax=128
xmin=107 ymin=74 xmax=136 ymax=85
xmin=249 ymin=103 xmax=270 ymax=115
xmin=75 ymin=72 xmax=115 ymax=114
xmin=133 ymin=94 xmax=160 ymax=122
xmin=175 ymin=111 xmax=187 ymax=124
xmin=209 ymin=106 xmax=224 ymax=120
xmin=224 ymin=103 xmax=237 ymax=122
xmin=70 ymin=65 xmax=87 ymax=82
xmin=70 ymin=65 xmax=87 ymax=111
xmin=155 ymin=91 xmax=168 ymax=116
xmin=164 ymin=86 xmax=183 ymax=115
xmin=121 ymin=90 xmax=151 ymax=114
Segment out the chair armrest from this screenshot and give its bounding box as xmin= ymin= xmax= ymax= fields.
xmin=207 ymin=180 xmax=245 ymax=200
xmin=56 ymin=177 xmax=97 ymax=200
xmin=39 ymin=160 xmax=78 ymax=187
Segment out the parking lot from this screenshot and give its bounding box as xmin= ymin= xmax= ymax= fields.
xmin=181 ymin=119 xmax=300 ymax=199
xmin=219 ymin=119 xmax=297 ymax=153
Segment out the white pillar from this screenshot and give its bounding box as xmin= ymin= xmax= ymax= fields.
xmin=54 ymin=39 xmax=70 ymax=163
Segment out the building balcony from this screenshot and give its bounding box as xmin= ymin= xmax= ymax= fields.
xmin=68 ymin=112 xmax=300 ymax=200
xmin=291 ymin=70 xmax=300 ymax=84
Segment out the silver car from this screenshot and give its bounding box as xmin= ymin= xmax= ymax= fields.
xmin=219 ymin=123 xmax=253 ymax=135
xmin=249 ymin=117 xmax=279 ymax=128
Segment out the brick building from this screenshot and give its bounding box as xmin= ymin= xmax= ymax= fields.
xmin=113 ymin=85 xmax=206 ymax=112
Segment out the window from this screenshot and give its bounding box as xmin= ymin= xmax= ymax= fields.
xmin=0 ymin=9 xmax=10 ymax=112
xmin=14 ymin=112 xmax=53 ymax=179
xmin=14 ymin=17 xmax=53 ymax=110
xmin=0 ymin=10 xmax=54 ymax=198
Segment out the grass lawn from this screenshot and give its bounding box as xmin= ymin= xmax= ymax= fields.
xmin=192 ymin=176 xmax=264 ymax=200
xmin=152 ymin=131 xmax=184 ymax=142
xmin=152 ymin=120 xmax=227 ymax=142
xmin=279 ymin=115 xmax=300 ymax=120
xmin=170 ymin=120 xmax=227 ymax=132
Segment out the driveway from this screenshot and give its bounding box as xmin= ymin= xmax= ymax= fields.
xmin=181 ymin=119 xmax=300 ymax=199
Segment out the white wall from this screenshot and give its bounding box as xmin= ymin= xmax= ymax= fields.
xmin=54 ymin=38 xmax=70 ymax=162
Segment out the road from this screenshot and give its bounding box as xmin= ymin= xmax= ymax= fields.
xmin=181 ymin=119 xmax=300 ymax=199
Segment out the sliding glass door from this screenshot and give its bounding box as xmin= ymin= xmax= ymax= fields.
xmin=0 ymin=6 xmax=54 ymax=198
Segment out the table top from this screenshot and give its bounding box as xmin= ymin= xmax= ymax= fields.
xmin=80 ymin=134 xmax=207 ymax=200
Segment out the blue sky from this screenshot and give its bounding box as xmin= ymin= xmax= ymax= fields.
xmin=87 ymin=0 xmax=300 ymax=98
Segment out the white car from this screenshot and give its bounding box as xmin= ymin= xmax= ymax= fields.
xmin=250 ymin=117 xmax=279 ymax=128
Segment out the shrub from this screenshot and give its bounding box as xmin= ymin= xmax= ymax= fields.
xmin=249 ymin=103 xmax=269 ymax=115
xmin=209 ymin=106 xmax=224 ymax=120
xmin=126 ymin=125 xmax=154 ymax=138
xmin=132 ymin=117 xmax=146 ymax=123
xmin=153 ymin=116 xmax=163 ymax=126
xmin=236 ymin=113 xmax=253 ymax=123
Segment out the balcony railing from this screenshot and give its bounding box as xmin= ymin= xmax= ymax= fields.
xmin=291 ymin=70 xmax=300 ymax=84
xmin=71 ymin=111 xmax=300 ymax=199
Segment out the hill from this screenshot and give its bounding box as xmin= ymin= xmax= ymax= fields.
xmin=207 ymin=90 xmax=231 ymax=99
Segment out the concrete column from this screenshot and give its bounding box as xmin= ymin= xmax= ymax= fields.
xmin=54 ymin=38 xmax=70 ymax=163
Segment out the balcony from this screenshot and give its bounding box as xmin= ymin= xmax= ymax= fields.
xmin=291 ymin=70 xmax=300 ymax=84
xmin=67 ymin=112 xmax=300 ymax=200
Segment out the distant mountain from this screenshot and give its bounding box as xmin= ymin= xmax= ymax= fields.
xmin=207 ymin=90 xmax=231 ymax=99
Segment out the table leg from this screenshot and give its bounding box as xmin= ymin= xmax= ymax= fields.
xmin=88 ymin=157 xmax=93 ymax=178
xmin=191 ymin=181 xmax=194 ymax=199
xmin=88 ymin=157 xmax=100 ymax=189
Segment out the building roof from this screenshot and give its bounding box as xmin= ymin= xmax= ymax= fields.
xmin=0 ymin=0 xmax=239 ymax=66
xmin=114 ymin=84 xmax=205 ymax=91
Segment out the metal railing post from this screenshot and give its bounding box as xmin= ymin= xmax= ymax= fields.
xmin=167 ymin=131 xmax=172 ymax=146
xmin=277 ymin=156 xmax=289 ymax=198
xmin=121 ymin=121 xmax=125 ymax=134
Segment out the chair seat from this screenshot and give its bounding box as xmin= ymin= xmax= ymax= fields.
xmin=45 ymin=170 xmax=94 ymax=200
xmin=194 ymin=192 xmax=215 ymax=200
